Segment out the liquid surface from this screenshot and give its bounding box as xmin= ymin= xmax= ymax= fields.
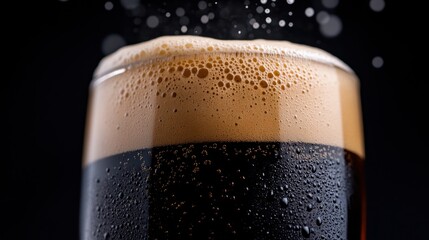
xmin=84 ymin=36 xmax=364 ymax=163
xmin=80 ymin=141 xmax=363 ymax=240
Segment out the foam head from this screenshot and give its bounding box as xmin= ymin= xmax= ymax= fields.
xmin=84 ymin=36 xmax=364 ymax=164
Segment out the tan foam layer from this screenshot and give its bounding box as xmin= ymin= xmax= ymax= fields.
xmin=84 ymin=36 xmax=364 ymax=164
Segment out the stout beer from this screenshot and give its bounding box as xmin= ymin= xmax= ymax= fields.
xmin=81 ymin=36 xmax=365 ymax=239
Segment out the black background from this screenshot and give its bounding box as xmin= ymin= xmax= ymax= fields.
xmin=5 ymin=0 xmax=427 ymax=239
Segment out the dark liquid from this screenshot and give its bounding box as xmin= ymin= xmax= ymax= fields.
xmin=80 ymin=142 xmax=363 ymax=240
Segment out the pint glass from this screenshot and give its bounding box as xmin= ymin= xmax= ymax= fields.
xmin=81 ymin=36 xmax=365 ymax=239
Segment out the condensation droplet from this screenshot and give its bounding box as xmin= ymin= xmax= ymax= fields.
xmin=281 ymin=197 xmax=289 ymax=207
xmin=302 ymin=226 xmax=310 ymax=238
xmin=316 ymin=216 xmax=323 ymax=226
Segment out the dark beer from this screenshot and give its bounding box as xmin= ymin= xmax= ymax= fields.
xmin=81 ymin=36 xmax=365 ymax=239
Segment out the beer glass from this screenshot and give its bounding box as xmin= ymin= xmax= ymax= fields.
xmin=81 ymin=36 xmax=365 ymax=239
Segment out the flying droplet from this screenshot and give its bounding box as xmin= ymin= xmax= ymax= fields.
xmin=370 ymin=0 xmax=385 ymax=12
xmin=372 ymin=56 xmax=384 ymax=68
xmin=146 ymin=15 xmax=159 ymax=28
xmin=319 ymin=14 xmax=342 ymax=38
xmin=176 ymin=7 xmax=186 ymax=17
xmin=198 ymin=1 xmax=208 ymax=10
xmin=104 ymin=2 xmax=114 ymax=11
xmin=201 ymin=15 xmax=209 ymax=24
xmin=305 ymin=7 xmax=315 ymax=17
xmin=322 ymin=0 xmax=339 ymax=9
xmin=120 ymin=0 xmax=140 ymax=10
xmin=101 ymin=34 xmax=126 ymax=55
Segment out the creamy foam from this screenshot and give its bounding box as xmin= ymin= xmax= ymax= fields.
xmin=84 ymin=36 xmax=364 ymax=164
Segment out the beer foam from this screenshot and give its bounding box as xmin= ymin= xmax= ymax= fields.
xmin=84 ymin=36 xmax=364 ymax=164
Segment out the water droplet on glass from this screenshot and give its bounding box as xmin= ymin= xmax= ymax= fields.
xmin=281 ymin=197 xmax=289 ymax=207
xmin=316 ymin=216 xmax=322 ymax=226
xmin=302 ymin=226 xmax=310 ymax=238
xmin=287 ymin=0 xmax=295 ymax=5
xmin=279 ymin=20 xmax=286 ymax=27
xmin=103 ymin=232 xmax=110 ymax=239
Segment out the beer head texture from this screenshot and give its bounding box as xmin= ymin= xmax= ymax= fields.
xmin=84 ymin=36 xmax=364 ymax=164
